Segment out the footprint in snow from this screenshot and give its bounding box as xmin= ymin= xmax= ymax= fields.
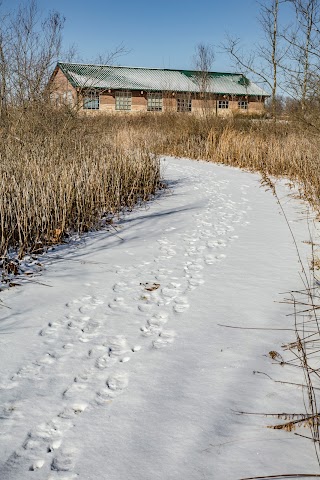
xmin=173 ymin=296 xmax=189 ymax=313
xmin=95 ymin=354 xmax=117 ymax=370
xmin=153 ymin=330 xmax=176 ymax=349
xmin=161 ymin=282 xmax=181 ymax=299
xmin=11 ymin=363 xmax=42 ymax=381
xmin=96 ymin=372 xmax=129 ymax=404
xmin=35 ymin=352 xmax=56 ymax=366
xmin=107 ymin=335 xmax=129 ymax=357
xmin=188 ymin=275 xmax=205 ymax=288
xmin=39 ymin=320 xmax=63 ymax=336
xmin=107 ymin=297 xmax=130 ymax=312
xmin=65 ymin=299 xmax=81 ymax=308
xmin=141 ymin=312 xmax=169 ymax=336
xmin=81 ymin=320 xmax=100 ymax=335
xmin=66 ymin=315 xmax=90 ymax=330
xmin=78 ymin=321 xmax=101 ymax=342
xmin=107 ymin=373 xmax=129 ymax=391
xmin=214 ymin=254 xmax=227 ymax=262
xmin=0 ymin=402 xmax=22 ymax=433
xmin=29 ymin=459 xmax=45 ymax=471
xmin=78 ymin=304 xmax=97 ymax=314
xmin=63 ymin=381 xmax=88 ymax=400
xmin=58 ymin=402 xmax=88 ymax=420
xmin=159 ymin=245 xmax=176 ymax=257
xmin=138 ymin=303 xmax=154 ymax=313
xmin=184 ymin=262 xmax=204 ymax=273
xmin=113 ymin=281 xmax=131 ymax=293
xmin=51 ymin=446 xmax=77 ymax=472
xmin=132 ymin=345 xmax=141 ymax=352
xmin=207 ymin=239 xmax=226 ymax=249
xmin=205 ymin=255 xmax=216 ymax=265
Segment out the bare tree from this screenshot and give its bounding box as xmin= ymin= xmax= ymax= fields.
xmin=8 ymin=0 xmax=65 ymax=105
xmin=192 ymin=43 xmax=215 ymax=115
xmin=0 ymin=8 xmax=11 ymax=119
xmin=93 ymin=42 xmax=130 ymax=66
xmin=0 ymin=0 xmax=65 ymax=112
xmin=283 ymin=0 xmax=320 ymax=105
xmin=259 ymin=0 xmax=281 ymax=115
xmin=222 ymin=0 xmax=290 ymax=118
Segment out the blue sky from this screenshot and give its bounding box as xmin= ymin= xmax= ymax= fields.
xmin=2 ymin=0 xmax=294 ymax=72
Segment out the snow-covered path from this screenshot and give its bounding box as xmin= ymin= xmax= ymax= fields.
xmin=0 ymin=157 xmax=318 ymax=479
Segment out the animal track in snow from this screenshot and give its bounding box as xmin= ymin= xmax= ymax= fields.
xmin=0 ymin=402 xmax=22 ymax=435
xmin=161 ymin=282 xmax=181 ymax=299
xmin=63 ymin=381 xmax=87 ymax=400
xmin=141 ymin=312 xmax=169 ymax=336
xmin=66 ymin=299 xmax=81 ymax=308
xmin=95 ymin=354 xmax=117 ymax=370
xmin=113 ymin=281 xmax=135 ymax=293
xmin=138 ymin=302 xmax=154 ymax=312
xmin=108 ymin=335 xmax=129 ymax=357
xmin=159 ymin=246 xmax=176 ymax=257
xmin=51 ymin=446 xmax=77 ymax=472
xmin=66 ymin=314 xmax=90 ymax=330
xmin=207 ymin=239 xmax=226 ymax=249
xmin=81 ymin=320 xmax=100 ymax=335
xmin=215 ymin=254 xmax=227 ymax=261
xmin=107 ymin=297 xmax=130 ymax=312
xmin=39 ymin=320 xmax=63 ymax=337
xmin=132 ymin=345 xmax=141 ymax=352
xmin=107 ymin=372 xmax=129 ymax=391
xmin=184 ymin=261 xmax=204 ymax=273
xmin=204 ymin=255 xmax=216 ymax=265
xmin=96 ymin=372 xmax=129 ymax=404
xmin=153 ymin=330 xmax=176 ymax=349
xmin=79 ymin=304 xmax=97 ymax=314
xmin=29 ymin=459 xmax=45 ymax=471
xmin=173 ymin=296 xmax=189 ymax=313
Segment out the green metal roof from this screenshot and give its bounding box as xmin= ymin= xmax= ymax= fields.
xmin=56 ymin=62 xmax=269 ymax=97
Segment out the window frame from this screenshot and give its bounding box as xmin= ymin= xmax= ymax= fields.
xmin=147 ymin=92 xmax=163 ymax=112
xmin=218 ymin=100 xmax=229 ymax=109
xmin=63 ymin=90 xmax=74 ymax=106
xmin=50 ymin=92 xmax=60 ymax=106
xmin=238 ymin=100 xmax=248 ymax=110
xmin=177 ymin=94 xmax=192 ymax=113
xmin=115 ymin=90 xmax=132 ymax=111
xmin=83 ymin=90 xmax=100 ymax=110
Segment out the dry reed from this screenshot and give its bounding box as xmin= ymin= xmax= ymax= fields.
xmin=0 ymin=107 xmax=161 ymax=259
xmin=96 ymin=113 xmax=320 ymax=211
xmin=3 ymin=108 xmax=320 ymax=264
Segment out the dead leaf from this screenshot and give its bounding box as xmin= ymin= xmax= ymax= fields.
xmin=142 ymin=282 xmax=160 ymax=292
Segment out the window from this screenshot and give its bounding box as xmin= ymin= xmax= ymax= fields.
xmin=218 ymin=100 xmax=229 ymax=109
xmin=50 ymin=92 xmax=60 ymax=106
xmin=62 ymin=91 xmax=74 ymax=106
xmin=238 ymin=100 xmax=248 ymax=110
xmin=177 ymin=94 xmax=192 ymax=112
xmin=83 ymin=90 xmax=99 ymax=110
xmin=147 ymin=92 xmax=163 ymax=111
xmin=115 ymin=91 xmax=132 ymax=111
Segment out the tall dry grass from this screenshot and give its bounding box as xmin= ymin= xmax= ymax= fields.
xmin=0 ymin=107 xmax=161 ymax=259
xmin=3 ymin=108 xmax=320 ymax=262
xmin=100 ymin=113 xmax=320 ymax=212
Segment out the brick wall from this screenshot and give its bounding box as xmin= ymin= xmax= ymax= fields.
xmin=49 ymin=67 xmax=78 ymax=106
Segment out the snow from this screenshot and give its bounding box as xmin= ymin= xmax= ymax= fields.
xmin=0 ymin=156 xmax=319 ymax=479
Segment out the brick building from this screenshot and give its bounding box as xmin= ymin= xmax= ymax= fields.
xmin=49 ymin=62 xmax=269 ymax=115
